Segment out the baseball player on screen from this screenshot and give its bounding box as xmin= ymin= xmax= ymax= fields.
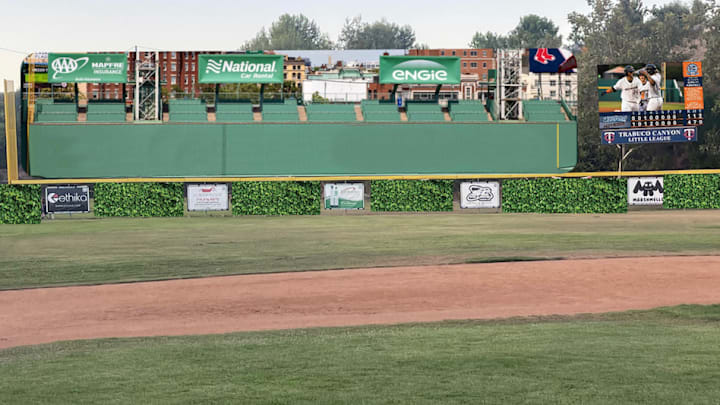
xmin=605 ymin=65 xmax=640 ymax=112
xmin=639 ymin=64 xmax=663 ymax=111
xmin=637 ymin=70 xmax=649 ymax=112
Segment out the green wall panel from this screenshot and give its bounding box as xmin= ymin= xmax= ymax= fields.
xmin=28 ymin=122 xmax=576 ymax=178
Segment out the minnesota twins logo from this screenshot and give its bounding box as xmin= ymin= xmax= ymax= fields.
xmin=603 ymin=132 xmax=615 ymax=144
xmin=684 ymin=128 xmax=696 ymax=140
xmin=534 ymin=48 xmax=556 ymax=64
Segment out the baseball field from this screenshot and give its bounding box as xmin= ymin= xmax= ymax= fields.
xmin=1 ymin=211 xmax=720 ymax=402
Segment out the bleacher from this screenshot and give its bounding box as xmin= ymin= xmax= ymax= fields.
xmin=523 ymin=100 xmax=567 ymax=122
xmin=406 ymin=102 xmax=445 ymax=122
xmin=215 ymin=102 xmax=254 ymax=123
xmin=86 ymin=102 xmax=126 ymax=123
xmin=35 ymin=101 xmax=77 ymax=123
xmin=305 ymin=103 xmax=357 ymax=122
xmin=361 ymin=100 xmax=401 ymax=122
xmin=449 ymin=101 xmax=489 ymax=122
xmin=261 ymin=99 xmax=299 ymax=122
xmin=168 ymin=99 xmax=207 ymax=122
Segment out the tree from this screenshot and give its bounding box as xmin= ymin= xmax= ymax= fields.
xmin=339 ymin=16 xmax=417 ymax=49
xmin=242 ymin=14 xmax=332 ymax=50
xmin=468 ymin=14 xmax=562 ymax=49
xmin=567 ymin=0 xmax=715 ymax=171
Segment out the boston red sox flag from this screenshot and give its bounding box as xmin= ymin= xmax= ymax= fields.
xmin=529 ymin=48 xmax=577 ymax=73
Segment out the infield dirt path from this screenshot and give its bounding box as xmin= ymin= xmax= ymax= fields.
xmin=2 ymin=256 xmax=720 ymax=349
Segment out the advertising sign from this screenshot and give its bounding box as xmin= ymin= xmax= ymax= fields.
xmin=379 ymin=56 xmax=461 ymax=84
xmin=48 ymin=53 xmax=127 ymax=83
xmin=601 ymin=126 xmax=697 ymax=145
xmin=198 ymin=54 xmax=284 ymax=84
xmin=45 ymin=186 xmax=90 ymax=214
xmin=187 ymin=184 xmax=229 ymax=211
xmin=324 ymin=183 xmax=364 ymax=209
xmin=460 ymin=181 xmax=500 ymax=209
xmin=628 ymin=177 xmax=663 ymax=206
xmin=683 ymin=61 xmax=704 ymax=110
xmin=528 ymin=48 xmax=576 ymax=73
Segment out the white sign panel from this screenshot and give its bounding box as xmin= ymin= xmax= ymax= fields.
xmin=627 ymin=177 xmax=663 ymax=206
xmin=324 ymin=183 xmax=364 ymax=209
xmin=460 ymin=181 xmax=500 ymax=209
xmin=188 ymin=184 xmax=229 ymax=211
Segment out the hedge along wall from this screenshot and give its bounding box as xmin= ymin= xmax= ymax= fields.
xmin=232 ymin=182 xmax=322 ymax=215
xmin=502 ymin=178 xmax=627 ymax=213
xmin=0 ymin=185 xmax=42 ymax=224
xmin=371 ymin=180 xmax=453 ymax=212
xmin=664 ymin=174 xmax=720 ymax=209
xmin=94 ymin=183 xmax=184 ymax=217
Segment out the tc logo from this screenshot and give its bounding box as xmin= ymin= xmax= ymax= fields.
xmin=47 ymin=193 xmax=59 ymax=204
xmin=534 ymin=48 xmax=556 ymax=64
xmin=466 ymin=185 xmax=494 ymax=202
xmin=633 ymin=180 xmax=663 ymax=197
xmin=684 ymin=128 xmax=696 ymax=140
xmin=604 ymin=132 xmax=615 ymax=144
xmin=686 ymin=63 xmax=699 ymax=76
xmin=51 ymin=57 xmax=89 ymax=79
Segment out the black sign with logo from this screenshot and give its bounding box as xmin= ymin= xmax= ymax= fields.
xmin=45 ymin=186 xmax=90 ymax=213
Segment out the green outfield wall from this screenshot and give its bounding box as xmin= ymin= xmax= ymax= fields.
xmin=27 ymin=122 xmax=576 ymax=178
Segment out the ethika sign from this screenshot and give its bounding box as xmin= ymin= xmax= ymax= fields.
xmin=198 ymin=54 xmax=284 ymax=84
xmin=380 ymin=56 xmax=460 ymax=84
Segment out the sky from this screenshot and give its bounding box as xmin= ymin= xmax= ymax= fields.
xmin=0 ymin=0 xmax=678 ymax=88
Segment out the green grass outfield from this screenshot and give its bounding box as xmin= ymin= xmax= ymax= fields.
xmin=1 ymin=305 xmax=719 ymax=404
xmin=598 ymin=101 xmax=685 ymax=112
xmin=2 ymin=210 xmax=720 ymax=290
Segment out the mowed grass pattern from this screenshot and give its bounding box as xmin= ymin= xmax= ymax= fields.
xmin=1 ymin=305 xmax=719 ymax=404
xmin=1 ymin=210 xmax=720 ymax=289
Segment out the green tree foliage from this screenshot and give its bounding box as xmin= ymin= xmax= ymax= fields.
xmin=242 ymin=14 xmax=332 ymax=50
xmin=568 ymin=0 xmax=714 ymax=171
xmin=502 ymin=178 xmax=626 ymax=213
xmin=0 ymin=185 xmax=42 ymax=224
xmin=232 ymin=182 xmax=321 ymax=215
xmin=469 ymin=14 xmax=562 ymax=48
xmin=370 ymin=180 xmax=453 ymax=212
xmin=94 ymin=183 xmax=184 ymax=217
xmin=664 ymin=174 xmax=720 ymax=209
xmin=339 ymin=16 xmax=417 ymax=49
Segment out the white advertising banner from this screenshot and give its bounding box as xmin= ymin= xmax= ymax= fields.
xmin=324 ymin=183 xmax=364 ymax=209
xmin=460 ymin=181 xmax=500 ymax=209
xmin=188 ymin=184 xmax=229 ymax=211
xmin=627 ymin=177 xmax=664 ymax=206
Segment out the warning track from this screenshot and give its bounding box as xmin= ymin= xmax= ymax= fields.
xmin=2 ymin=256 xmax=719 ymax=349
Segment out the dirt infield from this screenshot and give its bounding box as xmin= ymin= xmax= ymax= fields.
xmin=2 ymin=256 xmax=720 ymax=349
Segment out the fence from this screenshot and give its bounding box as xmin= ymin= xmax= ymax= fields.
xmin=2 ymin=175 xmax=719 ymax=223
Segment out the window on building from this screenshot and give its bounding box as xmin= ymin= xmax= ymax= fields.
xmin=463 ymin=62 xmax=467 ymax=67
xmin=483 ymin=74 xmax=487 ymax=80
xmin=535 ymin=80 xmax=540 ymax=87
xmin=184 ymin=76 xmax=189 ymax=85
xmin=171 ymin=63 xmax=176 ymax=72
xmin=440 ymin=51 xmax=445 ymax=55
xmin=565 ymin=81 xmax=571 ymax=87
xmin=184 ymin=52 xmax=188 ymax=58
xmin=114 ymin=90 xmax=119 ymax=99
xmin=184 ymin=62 xmax=188 ymax=71
xmin=565 ymin=90 xmax=571 ymax=98
xmin=482 ymin=51 xmax=486 ymax=57
xmin=550 ymin=80 xmax=557 ymax=86
xmin=470 ymin=51 xmax=477 ymax=56
xmin=163 ymin=74 xmax=166 ymax=82
xmin=451 ymin=51 xmax=456 ymax=55
xmin=92 ymin=91 xmax=98 ymax=99
xmin=163 ymin=62 xmax=167 ymax=72
xmin=482 ymin=62 xmax=487 ymax=68
xmin=171 ymin=52 xmax=176 ymax=59
xmin=171 ymin=76 xmax=177 ymax=85
xmin=470 ymin=62 xmax=477 ymax=68
xmin=192 ymin=63 xmax=195 ymax=71
xmin=550 ymin=90 xmax=557 ymax=97
xmin=463 ymin=51 xmax=467 ymax=56
xmin=284 ymin=73 xmax=287 ymax=79
xmin=192 ymin=76 xmax=195 ymax=84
